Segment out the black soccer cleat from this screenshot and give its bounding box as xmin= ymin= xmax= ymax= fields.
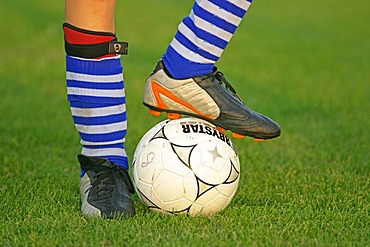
xmin=78 ymin=154 xmax=135 ymax=218
xmin=143 ymin=60 xmax=281 ymax=140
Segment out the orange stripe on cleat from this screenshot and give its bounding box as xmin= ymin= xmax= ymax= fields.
xmin=149 ymin=109 xmax=161 ymax=117
xmin=232 ymin=133 xmax=245 ymax=139
xmin=151 ymin=81 xmax=212 ymax=119
xmin=254 ymin=138 xmax=265 ymax=142
xmin=216 ymin=126 xmax=226 ymax=133
xmin=167 ymin=112 xmax=181 ymax=120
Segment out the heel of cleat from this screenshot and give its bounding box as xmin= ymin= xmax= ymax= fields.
xmin=166 ymin=112 xmax=181 ymax=120
xmin=149 ymin=109 xmax=161 ymax=117
xmin=232 ymin=133 xmax=245 ymax=139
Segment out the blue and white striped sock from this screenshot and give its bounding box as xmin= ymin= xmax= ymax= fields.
xmin=66 ymin=55 xmax=128 ymax=171
xmin=163 ymin=0 xmax=252 ymax=79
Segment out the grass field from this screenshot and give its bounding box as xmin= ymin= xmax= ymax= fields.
xmin=0 ymin=0 xmax=369 ymax=246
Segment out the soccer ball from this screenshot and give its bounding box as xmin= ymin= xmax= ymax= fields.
xmin=132 ymin=118 xmax=240 ymax=216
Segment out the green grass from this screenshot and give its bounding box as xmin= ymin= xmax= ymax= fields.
xmin=0 ymin=0 xmax=369 ymax=246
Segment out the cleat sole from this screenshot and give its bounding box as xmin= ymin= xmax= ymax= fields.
xmin=254 ymin=138 xmax=264 ymax=142
xmin=149 ymin=109 xmax=161 ymax=116
xmin=216 ymin=126 xmax=226 ymax=133
xmin=145 ymin=104 xmax=279 ymax=141
xmin=253 ymin=138 xmax=271 ymax=142
xmin=232 ymin=133 xmax=245 ymax=139
xmin=166 ymin=112 xmax=181 ymax=120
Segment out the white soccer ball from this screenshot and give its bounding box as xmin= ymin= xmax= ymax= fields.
xmin=132 ymin=118 xmax=240 ymax=216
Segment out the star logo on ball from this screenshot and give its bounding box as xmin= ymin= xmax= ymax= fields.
xmin=208 ymin=145 xmax=223 ymax=162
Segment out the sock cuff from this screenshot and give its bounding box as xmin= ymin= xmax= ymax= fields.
xmin=163 ymin=49 xmax=214 ymax=79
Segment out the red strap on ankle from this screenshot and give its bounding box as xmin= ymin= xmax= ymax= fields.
xmin=63 ymin=23 xmax=128 ymax=58
xmin=63 ymin=23 xmax=115 ymax=45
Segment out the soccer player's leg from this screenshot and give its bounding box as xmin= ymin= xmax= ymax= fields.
xmin=64 ymin=0 xmax=134 ymax=217
xmin=143 ymin=0 xmax=280 ymax=140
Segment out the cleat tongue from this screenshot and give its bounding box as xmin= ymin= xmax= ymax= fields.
xmin=149 ymin=109 xmax=161 ymax=116
xmin=166 ymin=112 xmax=181 ymax=120
xmin=232 ymin=133 xmax=245 ymax=139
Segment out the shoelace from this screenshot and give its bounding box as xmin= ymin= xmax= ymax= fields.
xmin=204 ymin=69 xmax=244 ymax=102
xmin=90 ymin=167 xmax=117 ymax=200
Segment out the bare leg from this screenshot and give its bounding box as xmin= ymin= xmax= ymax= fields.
xmin=65 ymin=0 xmax=116 ymax=32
